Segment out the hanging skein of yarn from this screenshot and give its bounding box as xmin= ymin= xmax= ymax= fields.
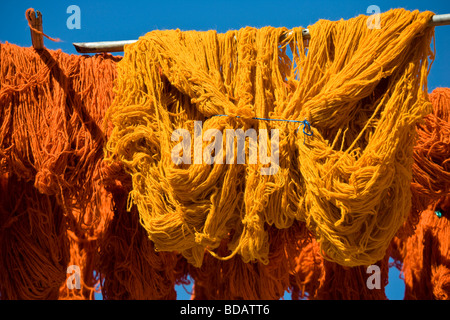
xmin=391 ymin=87 xmax=450 ymax=300
xmin=407 ymin=87 xmax=450 ymax=232
xmin=289 ymin=88 xmax=450 ymax=300
xmin=0 ymin=40 xmax=119 ymax=298
xmin=104 ymin=9 xmax=436 ymax=268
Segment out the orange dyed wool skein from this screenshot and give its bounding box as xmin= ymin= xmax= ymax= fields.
xmin=105 ymin=9 xmax=436 ymax=269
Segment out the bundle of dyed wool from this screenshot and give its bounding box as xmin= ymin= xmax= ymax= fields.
xmin=97 ymin=161 xmax=184 ymax=300
xmin=0 ymin=39 xmax=189 ymax=300
xmin=289 ymin=88 xmax=450 ymax=300
xmin=407 ymin=87 xmax=450 ymax=232
xmin=288 ymin=238 xmax=391 ymax=300
xmin=187 ymin=221 xmax=309 ymax=300
xmin=390 ymin=87 xmax=450 ymax=300
xmin=105 ymin=8 xmax=436 ymax=269
xmin=58 ymin=174 xmax=113 ymax=299
xmin=0 ymin=40 xmax=118 ymax=299
xmin=288 ymin=237 xmax=325 ymax=300
xmin=0 ymin=43 xmax=118 ymax=299
xmin=0 ymin=173 xmax=69 ymax=299
xmin=400 ymin=199 xmax=450 ymax=300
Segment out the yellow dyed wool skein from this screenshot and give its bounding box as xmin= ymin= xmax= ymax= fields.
xmin=104 ymin=9 xmax=435 ymax=267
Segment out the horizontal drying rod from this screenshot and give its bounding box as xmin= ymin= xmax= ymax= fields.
xmin=73 ymin=13 xmax=450 ymax=54
xmin=73 ymin=29 xmax=310 ymax=53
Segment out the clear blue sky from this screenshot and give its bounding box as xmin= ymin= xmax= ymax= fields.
xmin=1 ymin=0 xmax=449 ymax=300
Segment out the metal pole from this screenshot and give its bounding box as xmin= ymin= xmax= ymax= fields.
xmin=431 ymin=13 xmax=450 ymax=26
xmin=73 ymin=40 xmax=137 ymax=53
xmin=72 ymin=13 xmax=450 ymax=54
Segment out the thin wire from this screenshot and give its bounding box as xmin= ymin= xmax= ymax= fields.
xmin=212 ymin=115 xmax=313 ymax=143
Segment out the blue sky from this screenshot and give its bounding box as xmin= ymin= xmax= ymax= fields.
xmin=1 ymin=0 xmax=449 ymax=300
xmin=1 ymin=0 xmax=449 ymax=89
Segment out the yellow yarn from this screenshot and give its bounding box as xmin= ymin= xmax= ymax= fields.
xmin=104 ymin=9 xmax=435 ymax=267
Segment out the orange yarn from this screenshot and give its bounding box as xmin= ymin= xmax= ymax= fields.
xmin=97 ymin=162 xmax=182 ymax=299
xmin=104 ymin=8 xmax=435 ymax=271
xmin=406 ymin=88 xmax=450 ymax=236
xmin=188 ymin=222 xmax=309 ymax=300
xmin=288 ymin=88 xmax=450 ymax=300
xmin=392 ymin=87 xmax=450 ymax=300
xmin=287 ymin=232 xmax=391 ymax=300
xmin=0 ymin=7 xmax=448 ymax=300
xmin=0 ymin=173 xmax=69 ymax=299
xmin=0 ymin=42 xmax=117 ymax=299
xmin=400 ymin=200 xmax=450 ymax=300
xmin=0 ymin=40 xmax=189 ymax=300
xmin=25 ymin=8 xmax=61 ymax=43
xmin=0 ymin=43 xmax=118 ymax=299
